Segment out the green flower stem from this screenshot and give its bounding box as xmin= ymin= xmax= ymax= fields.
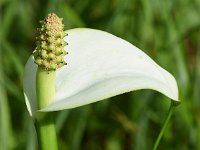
xmin=153 ymin=101 xmax=179 ymax=150
xmin=35 ymin=67 xmax=58 ymax=150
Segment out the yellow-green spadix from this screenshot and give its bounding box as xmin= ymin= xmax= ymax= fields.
xmin=23 ymin=28 xmax=179 ymax=117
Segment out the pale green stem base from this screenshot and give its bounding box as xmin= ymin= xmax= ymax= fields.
xmin=35 ymin=67 xmax=58 ymax=150
xmin=35 ymin=113 xmax=58 ymax=150
xmin=153 ymin=101 xmax=179 ymax=150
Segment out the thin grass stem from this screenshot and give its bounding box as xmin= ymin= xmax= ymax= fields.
xmin=153 ymin=101 xmax=179 ymax=150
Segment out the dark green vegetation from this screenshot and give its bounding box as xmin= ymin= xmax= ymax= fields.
xmin=0 ymin=0 xmax=200 ymax=149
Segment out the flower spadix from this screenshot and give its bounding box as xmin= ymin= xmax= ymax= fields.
xmin=33 ymin=13 xmax=67 ymax=71
xmin=23 ymin=28 xmax=179 ymax=117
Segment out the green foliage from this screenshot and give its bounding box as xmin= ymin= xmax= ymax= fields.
xmin=0 ymin=0 xmax=200 ymax=149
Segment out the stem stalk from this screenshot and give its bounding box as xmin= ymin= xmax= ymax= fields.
xmin=153 ymin=101 xmax=179 ymax=150
xmin=35 ymin=67 xmax=58 ymax=150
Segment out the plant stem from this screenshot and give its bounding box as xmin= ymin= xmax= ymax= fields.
xmin=35 ymin=67 xmax=58 ymax=150
xmin=153 ymin=101 xmax=179 ymax=150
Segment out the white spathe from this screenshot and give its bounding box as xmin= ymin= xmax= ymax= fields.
xmin=23 ymin=28 xmax=179 ymax=116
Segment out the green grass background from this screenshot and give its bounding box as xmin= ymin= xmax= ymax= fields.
xmin=0 ymin=0 xmax=200 ymax=149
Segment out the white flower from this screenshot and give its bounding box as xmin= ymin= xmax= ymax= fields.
xmin=23 ymin=28 xmax=179 ymax=117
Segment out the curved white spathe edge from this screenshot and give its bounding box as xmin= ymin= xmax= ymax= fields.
xmin=23 ymin=28 xmax=179 ymax=117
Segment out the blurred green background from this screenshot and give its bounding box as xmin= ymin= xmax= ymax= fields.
xmin=0 ymin=0 xmax=200 ymax=150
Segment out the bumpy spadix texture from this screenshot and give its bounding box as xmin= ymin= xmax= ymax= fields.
xmin=33 ymin=13 xmax=68 ymax=71
xmin=23 ymin=28 xmax=179 ymax=117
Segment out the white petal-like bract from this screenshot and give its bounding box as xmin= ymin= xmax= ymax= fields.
xmin=23 ymin=28 xmax=179 ymax=116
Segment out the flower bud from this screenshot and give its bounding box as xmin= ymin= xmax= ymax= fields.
xmin=35 ymin=58 xmax=43 ymax=65
xmin=42 ymin=60 xmax=49 ymax=68
xmin=50 ymin=64 xmax=57 ymax=70
xmin=61 ymin=41 xmax=68 ymax=46
xmin=40 ymin=35 xmax=45 ymax=40
xmin=56 ymin=39 xmax=62 ymax=46
xmin=40 ymin=27 xmax=44 ymax=32
xmin=56 ymin=32 xmax=61 ymax=38
xmin=48 ymin=53 xmax=55 ymax=60
xmin=41 ymin=50 xmax=47 ymax=59
xmin=48 ymin=37 xmax=53 ymax=43
xmin=48 ymin=45 xmax=55 ymax=52
xmin=61 ymin=50 xmax=67 ymax=56
xmin=56 ymin=57 xmax=63 ymax=63
xmin=41 ymin=42 xmax=47 ymax=49
xmin=47 ymin=31 xmax=52 ymax=36
xmin=55 ymin=48 xmax=62 ymax=55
